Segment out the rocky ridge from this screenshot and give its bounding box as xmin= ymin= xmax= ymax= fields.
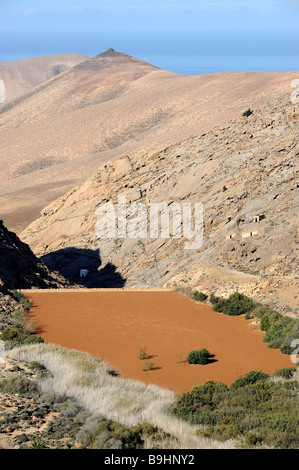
xmin=0 ymin=220 xmax=74 ymax=319
xmin=0 ymin=220 xmax=73 ymax=294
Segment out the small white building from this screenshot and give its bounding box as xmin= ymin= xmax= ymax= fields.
xmin=253 ymin=214 xmax=265 ymax=223
xmin=80 ymin=269 xmax=89 ymax=278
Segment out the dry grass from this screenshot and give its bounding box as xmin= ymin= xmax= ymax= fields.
xmin=7 ymin=343 xmax=235 ymax=449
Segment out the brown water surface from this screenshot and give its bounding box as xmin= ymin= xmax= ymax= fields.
xmin=27 ymin=291 xmax=292 ymax=394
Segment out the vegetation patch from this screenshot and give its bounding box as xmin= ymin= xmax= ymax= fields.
xmin=29 ymin=361 xmax=45 ymax=371
xmin=252 ymin=305 xmax=299 ymax=355
xmin=0 ymin=291 xmax=43 ymax=347
xmin=171 ymin=370 xmax=299 ymax=448
xmin=192 ymin=291 xmax=298 ymax=356
xmin=0 ymin=375 xmax=36 ymax=395
xmin=76 ymin=419 xmax=170 ymax=449
xmin=12 ymin=291 xmax=33 ymax=311
xmin=212 ymin=292 xmax=256 ymax=316
xmin=1 ymin=326 xmax=44 ymax=346
xmin=192 ymin=291 xmax=208 ymax=302
xmin=138 ymin=347 xmax=147 ymax=360
xmin=141 ymin=360 xmax=155 ymax=371
xmin=187 ymin=348 xmax=213 ymax=365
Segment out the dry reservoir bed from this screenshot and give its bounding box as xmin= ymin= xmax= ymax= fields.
xmin=25 ymin=290 xmax=291 ymax=394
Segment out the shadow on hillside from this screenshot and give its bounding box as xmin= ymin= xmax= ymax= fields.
xmin=41 ymin=247 xmax=126 ymax=288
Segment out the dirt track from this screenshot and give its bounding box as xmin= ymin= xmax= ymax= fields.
xmin=26 ymin=290 xmax=292 ymax=394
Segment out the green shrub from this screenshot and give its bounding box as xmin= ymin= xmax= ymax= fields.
xmin=141 ymin=361 xmax=155 ymax=371
xmin=273 ymin=367 xmax=296 ymax=380
xmin=29 ymin=361 xmax=45 ymax=371
xmin=245 ymin=311 xmax=254 ymax=319
xmin=197 ymin=423 xmax=241 ymax=441
xmin=29 ymin=438 xmax=47 ymax=449
xmin=193 ymin=291 xmax=208 ymax=302
xmin=209 ymin=293 xmax=298 ymax=355
xmin=171 ymin=381 xmax=228 ymax=423
xmin=0 ymin=326 xmax=44 ymax=345
xmin=132 ymin=423 xmax=170 ymax=442
xmin=279 ymin=344 xmax=293 ymax=355
xmin=12 ymin=290 xmax=33 ymax=310
xmin=138 ymin=347 xmax=147 ymax=360
xmin=76 ymin=418 xmax=168 ymax=450
xmin=244 ymin=432 xmax=263 ymax=447
xmin=1 ymin=327 xmax=21 ymax=341
xmin=209 ymin=293 xmax=219 ymax=305
xmin=213 ymin=292 xmax=256 ymax=316
xmin=0 ymin=375 xmax=36 ymax=394
xmin=187 ymin=348 xmax=212 ymax=365
xmin=253 ymin=305 xmax=298 ymax=354
xmin=230 ymin=371 xmax=270 ymax=390
xmin=171 ymin=374 xmax=299 ymax=448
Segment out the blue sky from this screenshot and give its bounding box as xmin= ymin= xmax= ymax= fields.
xmin=0 ymin=0 xmax=298 ymax=73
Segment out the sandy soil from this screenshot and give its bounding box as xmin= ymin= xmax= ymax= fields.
xmin=26 ymin=290 xmax=292 ymax=394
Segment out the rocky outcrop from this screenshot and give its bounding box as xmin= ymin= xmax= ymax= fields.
xmin=0 ymin=220 xmax=73 ymax=296
xmin=20 ymin=92 xmax=299 ymax=314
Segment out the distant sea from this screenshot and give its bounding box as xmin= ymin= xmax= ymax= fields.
xmin=137 ymin=54 xmax=299 ymax=75
xmin=0 ymin=53 xmax=298 ymax=76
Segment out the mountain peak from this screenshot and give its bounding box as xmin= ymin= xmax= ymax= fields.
xmin=94 ymin=48 xmax=127 ymax=59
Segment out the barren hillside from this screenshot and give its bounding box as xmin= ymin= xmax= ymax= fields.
xmin=0 ymin=53 xmax=88 ymax=103
xmin=0 ymin=49 xmax=297 ymax=232
xmin=20 ymin=92 xmax=299 ymax=313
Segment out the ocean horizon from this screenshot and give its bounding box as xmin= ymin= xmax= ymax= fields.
xmin=139 ymin=54 xmax=299 ymax=75
xmin=0 ymin=52 xmax=298 ymax=76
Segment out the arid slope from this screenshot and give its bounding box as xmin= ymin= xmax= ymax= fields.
xmin=20 ymin=91 xmax=299 ymax=313
xmin=0 ymin=49 xmax=297 ymax=232
xmin=0 ymin=53 xmax=88 ymax=103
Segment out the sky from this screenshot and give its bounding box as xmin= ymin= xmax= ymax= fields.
xmin=0 ymin=0 xmax=298 ymax=74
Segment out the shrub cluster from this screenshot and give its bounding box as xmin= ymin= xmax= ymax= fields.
xmin=1 ymin=326 xmax=44 ymax=346
xmin=209 ymin=293 xmax=219 ymax=305
xmin=171 ymin=370 xmax=299 ymax=448
xmin=1 ymin=291 xmax=43 ymax=346
xmin=193 ymin=291 xmax=298 ymax=356
xmin=193 ymin=291 xmax=208 ymax=302
xmin=12 ymin=290 xmax=33 ymax=311
xmin=187 ymin=348 xmax=212 ymax=365
xmin=0 ymin=375 xmax=36 ymax=395
xmin=76 ymin=418 xmax=170 ymax=449
xmin=273 ymin=367 xmax=296 ymax=380
xmin=138 ymin=347 xmax=147 ymax=360
xmin=212 ymin=292 xmax=256 ymax=316
xmin=252 ymin=305 xmax=299 ymax=355
xmin=141 ymin=360 xmax=155 ymax=371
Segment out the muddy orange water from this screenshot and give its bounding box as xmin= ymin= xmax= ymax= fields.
xmin=26 ymin=290 xmax=292 ymax=394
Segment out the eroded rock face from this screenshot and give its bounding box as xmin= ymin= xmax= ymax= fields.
xmin=20 ymin=92 xmax=299 ymax=313
xmin=0 ymin=220 xmax=72 ymax=295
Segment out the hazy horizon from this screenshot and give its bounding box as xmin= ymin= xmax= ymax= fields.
xmin=0 ymin=0 xmax=298 ymax=75
xmin=1 ymin=50 xmax=298 ymax=76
